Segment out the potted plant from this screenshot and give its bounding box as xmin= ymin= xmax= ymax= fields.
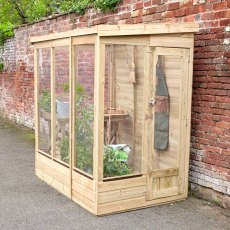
xmin=103 ymin=146 xmax=132 ymax=178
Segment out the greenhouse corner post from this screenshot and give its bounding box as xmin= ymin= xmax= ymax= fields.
xmin=93 ymin=36 xmax=105 ymax=214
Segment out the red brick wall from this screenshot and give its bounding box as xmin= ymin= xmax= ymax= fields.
xmin=0 ymin=38 xmax=34 ymax=127
xmin=0 ymin=0 xmax=229 ymax=195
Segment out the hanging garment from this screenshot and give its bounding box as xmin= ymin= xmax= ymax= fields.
xmin=154 ymin=63 xmax=170 ymax=150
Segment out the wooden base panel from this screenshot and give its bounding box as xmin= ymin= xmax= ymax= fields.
xmin=36 ymin=155 xmax=70 ymax=198
xmin=36 ymin=168 xmax=70 ymax=198
xmin=99 ymin=176 xmax=146 ymax=192
xmin=97 ymin=195 xmax=187 ymax=216
xmin=72 ymin=191 xmax=96 ymax=215
xmin=35 ymin=160 xmax=188 ymax=216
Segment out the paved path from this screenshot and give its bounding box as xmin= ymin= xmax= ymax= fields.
xmin=0 ymin=119 xmax=229 ymax=230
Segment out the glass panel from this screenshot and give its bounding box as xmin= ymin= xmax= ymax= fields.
xmin=54 ymin=46 xmax=70 ymax=164
xmin=103 ymin=45 xmax=144 ymax=178
xmin=38 ymin=48 xmax=51 ymax=154
xmin=153 ymin=54 xmax=182 ymax=170
xmin=74 ymin=44 xmax=95 ymax=175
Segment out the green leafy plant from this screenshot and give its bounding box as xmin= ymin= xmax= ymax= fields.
xmin=0 ymin=22 xmax=14 ymax=45
xmin=60 ymin=0 xmax=121 ymax=14
xmin=60 ymin=0 xmax=93 ymax=15
xmin=62 ymin=82 xmax=84 ymax=96
xmin=39 ymin=90 xmax=51 ymax=113
xmin=0 ymin=0 xmax=58 ymax=24
xmin=60 ymin=136 xmax=70 ymax=163
xmin=0 ymin=59 xmax=3 ymax=72
xmin=0 ymin=0 xmax=122 ymax=45
xmin=103 ymin=146 xmax=132 ymax=178
xmin=94 ymin=0 xmax=121 ymax=11
xmin=0 ymin=0 xmax=56 ymax=45
xmin=59 ymin=83 xmax=94 ymax=174
xmin=75 ymin=87 xmax=94 ymax=174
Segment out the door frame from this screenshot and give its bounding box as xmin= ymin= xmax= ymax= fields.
xmin=144 ymin=46 xmax=190 ymax=201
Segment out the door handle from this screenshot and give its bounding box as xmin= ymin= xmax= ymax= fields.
xmin=149 ymin=99 xmax=156 ymax=107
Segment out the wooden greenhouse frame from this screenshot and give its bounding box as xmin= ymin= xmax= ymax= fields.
xmin=31 ymin=23 xmax=199 ymax=215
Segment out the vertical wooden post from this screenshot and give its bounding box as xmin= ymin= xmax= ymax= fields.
xmin=34 ymin=48 xmax=39 ymax=167
xmin=94 ymin=37 xmax=105 ymax=214
xmin=73 ymin=45 xmax=78 ymax=168
xmin=183 ymin=46 xmax=194 ymax=197
xmin=107 ymin=45 xmax=114 ymax=144
xmin=108 ymin=45 xmax=114 ymax=109
xmin=51 ymin=47 xmax=56 ymax=160
xmin=151 ymin=49 xmax=160 ymax=199
xmin=111 ymin=45 xmax=115 ymax=108
xmin=145 ymin=47 xmax=156 ymax=200
xmin=69 ymin=37 xmax=74 ymax=199
xmin=142 ymin=46 xmax=151 ymax=175
xmin=130 ymin=45 xmax=136 ymax=169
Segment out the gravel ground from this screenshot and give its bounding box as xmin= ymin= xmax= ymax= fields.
xmin=0 ymin=119 xmax=229 ymax=230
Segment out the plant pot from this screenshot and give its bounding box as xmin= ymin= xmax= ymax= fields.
xmin=40 ymin=110 xmax=51 ymax=120
xmin=56 ymin=100 xmax=69 ymax=119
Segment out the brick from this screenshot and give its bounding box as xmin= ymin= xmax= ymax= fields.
xmin=205 ymin=39 xmax=221 ymax=46
xmin=156 ymin=4 xmax=167 ymax=13
xmin=220 ymin=19 xmax=230 ymax=26
xmin=145 ymin=6 xmax=157 ymax=15
xmin=214 ymin=160 xmax=230 ymax=169
xmin=216 ymin=122 xmax=230 ymax=129
xmin=208 ymin=83 xmax=229 ymax=89
xmin=185 ymin=5 xmax=205 ymax=15
xmin=214 ymin=10 xmax=230 ymax=19
xmin=219 ymin=115 xmax=230 ymax=123
xmin=174 ymin=8 xmax=186 ymax=17
xmin=194 ymin=40 xmax=205 ymax=46
xmin=180 ymin=0 xmax=193 ymax=8
xmin=202 ymin=157 xmax=215 ymax=165
xmin=134 ymin=15 xmax=142 ymax=23
xmin=223 ymin=110 xmax=230 ymax=117
xmin=219 ymin=103 xmax=230 ymax=110
xmin=151 ymin=0 xmax=161 ymax=5
xmin=223 ymin=52 xmax=230 ymax=58
xmin=201 ymin=12 xmax=214 ymax=20
xmin=215 ymin=96 xmax=230 ymax=103
xmin=208 ymin=71 xmax=230 ymax=77
xmin=163 ymin=11 xmax=175 ymax=18
xmin=213 ymin=2 xmax=228 ymax=10
xmin=143 ymin=1 xmax=151 ymax=8
xmin=184 ymin=15 xmax=195 ymax=22
xmin=208 ymin=153 xmax=226 ymax=162
xmin=218 ymin=135 xmax=230 ymax=143
xmin=135 ymin=1 xmax=143 ymax=10
xmin=205 ymin=145 xmax=221 ymax=154
xmin=206 ymin=89 xmax=228 ymax=96
xmin=209 ymin=108 xmax=224 ymax=115
xmin=168 ymin=2 xmax=180 ymax=11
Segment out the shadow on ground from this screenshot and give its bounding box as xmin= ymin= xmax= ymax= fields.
xmin=0 ymin=119 xmax=229 ymax=230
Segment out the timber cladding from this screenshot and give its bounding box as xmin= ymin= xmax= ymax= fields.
xmin=32 ymin=23 xmax=198 ymax=215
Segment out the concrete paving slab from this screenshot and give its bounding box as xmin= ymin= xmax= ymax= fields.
xmin=0 ymin=119 xmax=229 ymax=230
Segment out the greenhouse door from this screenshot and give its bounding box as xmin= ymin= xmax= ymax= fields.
xmin=146 ymin=47 xmax=190 ymax=201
